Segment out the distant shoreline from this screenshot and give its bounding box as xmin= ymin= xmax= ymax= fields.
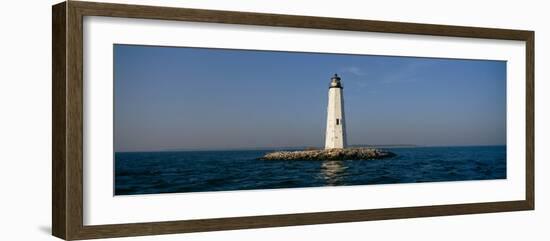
xmin=115 ymin=144 xmax=506 ymax=154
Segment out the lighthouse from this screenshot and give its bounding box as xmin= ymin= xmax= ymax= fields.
xmin=325 ymin=74 xmax=347 ymax=149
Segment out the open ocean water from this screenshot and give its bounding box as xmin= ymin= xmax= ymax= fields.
xmin=115 ymin=145 xmax=506 ymax=195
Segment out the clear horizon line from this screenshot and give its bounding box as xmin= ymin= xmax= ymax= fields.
xmin=115 ymin=143 xmax=506 ymax=153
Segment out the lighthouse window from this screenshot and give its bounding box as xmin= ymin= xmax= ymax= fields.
xmin=336 ymin=118 xmax=340 ymax=125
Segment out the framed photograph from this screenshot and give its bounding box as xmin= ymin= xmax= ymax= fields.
xmin=52 ymin=1 xmax=534 ymax=240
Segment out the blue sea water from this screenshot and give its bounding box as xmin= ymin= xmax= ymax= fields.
xmin=114 ymin=146 xmax=506 ymax=195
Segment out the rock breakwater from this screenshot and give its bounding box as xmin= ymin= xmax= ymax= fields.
xmin=260 ymin=148 xmax=396 ymax=161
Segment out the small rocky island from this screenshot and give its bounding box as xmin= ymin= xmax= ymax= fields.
xmin=260 ymin=148 xmax=396 ymax=161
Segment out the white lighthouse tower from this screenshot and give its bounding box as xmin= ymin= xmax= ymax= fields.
xmin=325 ymin=74 xmax=347 ymax=149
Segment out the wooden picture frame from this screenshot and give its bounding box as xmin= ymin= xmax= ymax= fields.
xmin=52 ymin=1 xmax=534 ymax=240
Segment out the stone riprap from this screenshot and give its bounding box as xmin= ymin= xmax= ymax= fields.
xmin=260 ymin=148 xmax=396 ymax=161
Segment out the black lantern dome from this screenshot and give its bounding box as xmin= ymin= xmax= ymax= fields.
xmin=329 ymin=73 xmax=343 ymax=89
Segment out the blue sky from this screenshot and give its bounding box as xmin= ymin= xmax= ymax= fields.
xmin=114 ymin=44 xmax=506 ymax=152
